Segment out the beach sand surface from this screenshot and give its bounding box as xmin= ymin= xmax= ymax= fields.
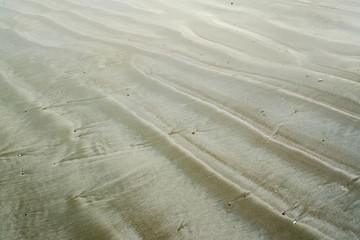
xmin=0 ymin=0 xmax=359 ymax=239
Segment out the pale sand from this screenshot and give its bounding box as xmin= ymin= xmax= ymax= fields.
xmin=0 ymin=0 xmax=359 ymax=239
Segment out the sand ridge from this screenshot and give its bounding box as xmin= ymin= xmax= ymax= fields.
xmin=0 ymin=0 xmax=359 ymax=239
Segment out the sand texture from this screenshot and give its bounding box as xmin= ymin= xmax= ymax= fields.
xmin=1 ymin=0 xmax=360 ymax=239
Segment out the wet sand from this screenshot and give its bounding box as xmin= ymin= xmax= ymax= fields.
xmin=0 ymin=0 xmax=359 ymax=239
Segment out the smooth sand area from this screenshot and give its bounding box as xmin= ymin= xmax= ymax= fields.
xmin=1 ymin=0 xmax=359 ymax=239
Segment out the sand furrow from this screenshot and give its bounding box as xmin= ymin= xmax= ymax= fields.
xmin=94 ymin=93 xmax=333 ymax=240
xmin=0 ymin=66 xmax=330 ymax=239
xmin=101 ymin=69 xmax=359 ymax=238
xmin=1 ymin=0 xmax=359 ymax=239
xmin=131 ymin=56 xmax=360 ymax=172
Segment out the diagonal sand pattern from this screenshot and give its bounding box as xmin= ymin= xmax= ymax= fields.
xmin=1 ymin=0 xmax=359 ymax=239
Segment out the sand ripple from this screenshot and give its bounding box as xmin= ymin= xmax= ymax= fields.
xmin=1 ymin=0 xmax=359 ymax=239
